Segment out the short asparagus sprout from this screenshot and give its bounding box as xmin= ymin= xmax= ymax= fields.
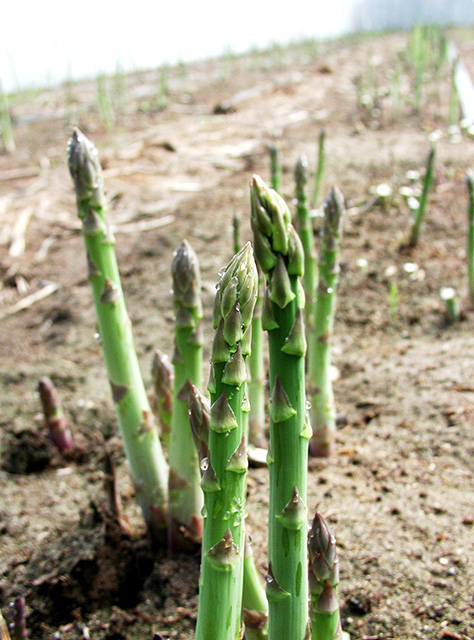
xmin=308 ymin=513 xmax=347 ymax=640
xmin=295 ymin=154 xmax=317 ymax=333
xmin=251 ymin=175 xmax=310 ymax=640
xmin=37 ymin=377 xmax=73 ymax=452
xmin=312 ymin=128 xmax=326 ymax=207
xmin=408 ymin=144 xmax=436 ymax=247
xmin=151 ymin=349 xmax=174 ymax=446
xmin=405 ymin=170 xmax=420 ymax=183
xmin=12 ymin=597 xmax=27 ymax=640
xmin=374 ymin=183 xmax=392 ymax=211
xmin=466 ymin=170 xmax=474 ymax=304
xmin=308 ymin=187 xmax=345 ymax=457
xmin=67 ymin=128 xmax=169 ymax=544
xmin=195 ymin=243 xmax=258 ymax=640
xmin=168 ymin=240 xmax=204 ymax=550
xmin=440 ymin=287 xmax=459 ymax=324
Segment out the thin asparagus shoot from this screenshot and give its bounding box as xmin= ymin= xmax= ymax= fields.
xmin=247 ymin=277 xmax=267 ymax=449
xmin=311 ymin=128 xmax=326 ymax=207
xmin=408 ymin=144 xmax=436 ymax=247
xmin=151 ymin=348 xmax=174 ymax=448
xmin=67 ymin=128 xmax=168 ymax=544
xmin=308 ymin=513 xmax=343 ymax=640
xmin=0 ymin=84 xmax=15 ymax=154
xmin=233 ymin=212 xmax=241 ymax=255
xmin=37 ymin=377 xmax=73 ymax=452
xmin=168 ymin=240 xmax=204 ymax=550
xmin=251 ymin=175 xmax=309 ymax=640
xmin=295 ymin=154 xmax=317 ymax=333
xmin=194 ymin=243 xmax=258 ymax=640
xmin=190 ymin=385 xmax=268 ymax=638
xmin=308 ymin=187 xmax=345 ymax=457
xmin=466 ymin=170 xmax=474 ymax=304
xmin=269 ymin=142 xmax=281 ymax=192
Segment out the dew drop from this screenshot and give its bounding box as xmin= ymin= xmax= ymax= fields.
xmin=200 ymin=457 xmax=209 ymax=472
xmin=327 ymin=287 xmax=333 ymax=295
xmin=306 ymin=400 xmax=312 ymax=411
xmin=218 ymin=267 xmax=226 ymax=277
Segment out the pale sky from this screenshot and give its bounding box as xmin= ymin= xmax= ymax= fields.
xmin=1 ymin=0 xmax=354 ymax=91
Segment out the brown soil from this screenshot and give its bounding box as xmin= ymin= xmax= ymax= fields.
xmin=1 ymin=30 xmax=474 ymax=640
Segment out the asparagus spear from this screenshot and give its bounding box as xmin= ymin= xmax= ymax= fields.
xmin=466 ymin=170 xmax=474 ymax=304
xmin=251 ymin=175 xmax=309 ymax=640
xmin=308 ymin=187 xmax=345 ymax=457
xmin=295 ymin=155 xmax=317 ymax=334
xmin=195 ymin=243 xmax=258 ymax=640
xmin=308 ymin=513 xmax=343 ymax=640
xmin=151 ymin=348 xmax=174 ymax=447
xmin=168 ymin=240 xmax=204 ymax=550
xmin=311 ymin=128 xmax=326 ymax=208
xmin=67 ymin=128 xmax=168 ymax=544
xmin=247 ymin=278 xmax=266 ymax=449
xmin=269 ymin=142 xmax=281 ymax=193
xmin=37 ymin=377 xmax=73 ymax=452
xmin=233 ymin=212 xmax=241 ymax=255
xmin=190 ymin=386 xmax=268 ymax=639
xmin=408 ymin=144 xmax=436 ymax=247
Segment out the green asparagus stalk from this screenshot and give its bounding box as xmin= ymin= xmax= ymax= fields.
xmin=295 ymin=155 xmax=317 ymax=333
xmin=168 ymin=240 xmax=204 ymax=550
xmin=408 ymin=144 xmax=436 ymax=247
xmin=0 ymin=85 xmax=15 ymax=154
xmin=466 ymin=170 xmax=474 ymax=304
xmin=37 ymin=377 xmax=73 ymax=452
xmin=195 ymin=243 xmax=258 ymax=640
xmin=308 ymin=187 xmax=345 ymax=457
xmin=269 ymin=142 xmax=281 ymax=193
xmin=151 ymin=348 xmax=174 ymax=447
xmin=251 ymin=175 xmax=309 ymax=640
xmin=311 ymin=128 xmax=326 ymax=207
xmin=233 ymin=212 xmax=241 ymax=255
xmin=247 ymin=278 xmax=266 ymax=448
xmin=67 ymin=128 xmax=168 ymax=543
xmin=308 ymin=513 xmax=343 ymax=640
xmin=190 ymin=385 xmax=268 ymax=638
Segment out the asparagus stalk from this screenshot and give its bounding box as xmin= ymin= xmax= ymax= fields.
xmin=12 ymin=597 xmax=27 ymax=640
xmin=37 ymin=377 xmax=73 ymax=452
xmin=190 ymin=385 xmax=268 ymax=638
xmin=67 ymin=128 xmax=168 ymax=543
xmin=195 ymin=243 xmax=258 ymax=640
xmin=0 ymin=85 xmax=15 ymax=154
xmin=466 ymin=170 xmax=474 ymax=304
xmin=269 ymin=142 xmax=281 ymax=193
xmin=151 ymin=348 xmax=174 ymax=447
xmin=251 ymin=175 xmax=309 ymax=640
xmin=247 ymin=278 xmax=266 ymax=448
xmin=408 ymin=144 xmax=436 ymax=247
xmin=233 ymin=212 xmax=241 ymax=255
xmin=295 ymin=155 xmax=317 ymax=334
xmin=308 ymin=513 xmax=343 ymax=640
xmin=311 ymin=128 xmax=326 ymax=207
xmin=168 ymin=240 xmax=204 ymax=550
xmin=308 ymin=187 xmax=345 ymax=457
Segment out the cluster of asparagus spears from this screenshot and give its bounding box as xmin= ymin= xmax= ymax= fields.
xmin=67 ymin=129 xmax=348 ymax=639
